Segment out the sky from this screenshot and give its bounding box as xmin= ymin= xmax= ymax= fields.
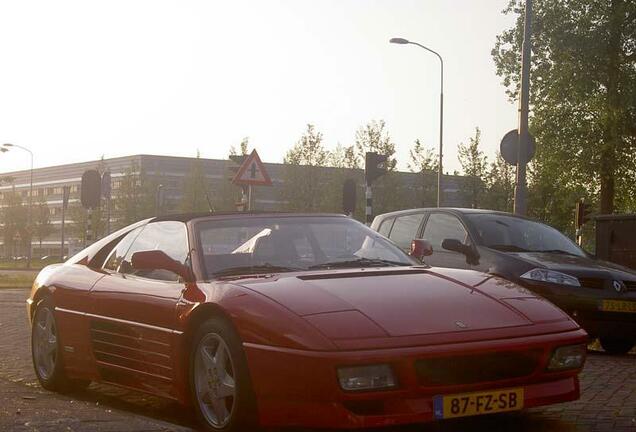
xmin=0 ymin=0 xmax=519 ymax=175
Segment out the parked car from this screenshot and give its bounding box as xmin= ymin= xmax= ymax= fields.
xmin=372 ymin=208 xmax=636 ymax=355
xmin=29 ymin=212 xmax=588 ymax=431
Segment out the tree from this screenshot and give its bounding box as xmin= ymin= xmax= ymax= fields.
xmin=458 ymin=128 xmax=487 ymax=208
xmin=180 ymin=152 xmax=212 ymax=213
xmin=483 ymin=152 xmax=516 ymax=212
xmin=113 ymin=161 xmax=156 ymax=227
xmin=493 ymin=0 xmax=636 ymax=215
xmin=408 ymin=139 xmax=438 ymax=207
xmin=34 ymin=194 xmax=54 ymax=255
xmin=1 ymin=188 xmax=28 ymax=258
xmin=68 ymin=204 xmax=106 ymax=245
xmin=330 ymin=144 xmax=359 ymax=169
xmin=354 ymin=120 xmax=397 ymax=171
xmin=229 ymin=137 xmax=250 ymax=157
xmin=282 ymin=124 xmax=331 ymax=212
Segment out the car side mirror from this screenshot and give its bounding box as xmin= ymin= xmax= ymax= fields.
xmin=410 ymin=239 xmax=433 ymax=262
xmin=130 ymin=250 xmax=193 ymax=282
xmin=442 ymin=238 xmax=480 ymax=265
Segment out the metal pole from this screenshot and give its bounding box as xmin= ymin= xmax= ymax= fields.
xmin=365 ymin=185 xmax=373 ymax=226
xmin=247 ymin=184 xmax=253 ymax=211
xmin=405 ymin=42 xmax=444 ymax=207
xmin=514 ymin=0 xmax=533 ymax=215
xmin=438 ymin=66 xmax=444 ymax=208
xmin=60 ymin=202 xmax=66 ymax=261
xmin=106 ymin=197 xmax=111 ymax=234
xmin=28 ymin=152 xmax=33 ymax=267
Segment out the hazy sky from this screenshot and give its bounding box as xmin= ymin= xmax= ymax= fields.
xmin=0 ymin=0 xmax=518 ymax=174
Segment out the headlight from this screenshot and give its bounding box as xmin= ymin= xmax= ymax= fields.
xmin=337 ymin=364 xmax=396 ymax=391
xmin=520 ymin=269 xmax=580 ymax=287
xmin=547 ymin=345 xmax=586 ymax=371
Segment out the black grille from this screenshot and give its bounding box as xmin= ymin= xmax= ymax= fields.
xmin=579 ymin=277 xmax=605 ymax=289
xmin=623 ymin=280 xmax=636 ymax=292
xmin=415 ymin=350 xmax=541 ymax=386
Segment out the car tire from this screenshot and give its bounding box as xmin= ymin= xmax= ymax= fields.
xmin=31 ymin=298 xmax=89 ymax=392
xmin=599 ymin=337 xmax=634 ymax=355
xmin=189 ymin=316 xmax=258 ymax=432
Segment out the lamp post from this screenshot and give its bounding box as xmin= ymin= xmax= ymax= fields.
xmin=390 ymin=37 xmax=444 ymax=207
xmin=2 ymin=143 xmax=34 ymax=268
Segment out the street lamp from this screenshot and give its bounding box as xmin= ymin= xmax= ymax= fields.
xmin=2 ymin=143 xmax=34 ymax=268
xmin=390 ymin=37 xmax=444 ymax=207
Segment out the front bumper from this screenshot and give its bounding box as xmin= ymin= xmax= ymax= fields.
xmin=519 ymin=281 xmax=636 ymax=340
xmin=244 ymin=329 xmax=587 ymax=429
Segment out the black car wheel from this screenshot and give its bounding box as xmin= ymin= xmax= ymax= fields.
xmin=190 ymin=316 xmax=258 ymax=431
xmin=31 ymin=298 xmax=89 ymax=392
xmin=599 ymin=337 xmax=634 ymax=355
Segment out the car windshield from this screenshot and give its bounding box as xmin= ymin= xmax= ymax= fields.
xmin=467 ymin=214 xmax=585 ymax=257
xmin=196 ymin=216 xmax=415 ymax=278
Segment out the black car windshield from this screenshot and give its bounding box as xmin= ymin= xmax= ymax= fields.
xmin=467 ymin=214 xmax=585 ymax=257
xmin=196 ymin=216 xmax=415 ymax=278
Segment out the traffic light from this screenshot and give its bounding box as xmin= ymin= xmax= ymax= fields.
xmin=575 ymin=199 xmax=593 ymax=229
xmin=81 ymin=170 xmax=101 ymax=209
xmin=365 ymin=152 xmax=388 ymax=186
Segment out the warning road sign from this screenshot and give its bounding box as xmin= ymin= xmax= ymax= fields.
xmin=232 ymin=150 xmax=273 ymax=186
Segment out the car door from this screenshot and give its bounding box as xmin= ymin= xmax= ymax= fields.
xmin=387 ymin=212 xmax=426 ymax=253
xmin=88 ymin=221 xmax=190 ymax=398
xmin=421 ymin=212 xmax=472 ymax=269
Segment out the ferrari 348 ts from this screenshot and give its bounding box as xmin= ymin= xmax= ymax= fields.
xmin=28 ymin=213 xmax=588 ymax=431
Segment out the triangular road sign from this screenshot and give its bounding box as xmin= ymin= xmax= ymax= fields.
xmin=232 ymin=150 xmax=273 ymax=186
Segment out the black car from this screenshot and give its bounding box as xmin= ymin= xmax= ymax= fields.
xmin=372 ymin=208 xmax=636 ymax=355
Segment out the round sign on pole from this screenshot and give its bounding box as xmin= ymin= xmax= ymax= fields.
xmin=500 ymin=129 xmax=536 ymax=165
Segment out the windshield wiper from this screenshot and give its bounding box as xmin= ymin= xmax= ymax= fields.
xmin=487 ymin=244 xmax=531 ymax=252
xmin=212 ymin=263 xmax=305 ymax=278
xmin=533 ymin=249 xmax=578 ymax=256
xmin=308 ymin=257 xmax=409 ymax=270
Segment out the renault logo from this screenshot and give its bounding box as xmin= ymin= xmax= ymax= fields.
xmin=455 ymin=321 xmax=468 ymax=329
xmin=612 ymin=280 xmax=626 ymax=293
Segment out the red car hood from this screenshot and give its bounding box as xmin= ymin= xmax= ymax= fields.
xmin=234 ymin=267 xmax=574 ymax=344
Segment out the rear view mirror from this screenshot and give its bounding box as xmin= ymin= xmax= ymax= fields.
xmin=410 ymin=239 xmax=433 ymax=261
xmin=131 ymin=250 xmax=193 ymax=282
xmin=442 ymin=238 xmax=480 ymax=265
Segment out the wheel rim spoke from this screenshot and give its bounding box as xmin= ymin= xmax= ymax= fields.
xmin=34 ymin=307 xmax=57 ymax=380
xmin=195 ymin=332 xmax=236 ymax=428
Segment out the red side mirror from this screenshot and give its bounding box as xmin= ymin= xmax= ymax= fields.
xmin=130 ymin=250 xmax=193 ymax=282
xmin=410 ymin=239 xmax=433 ymax=261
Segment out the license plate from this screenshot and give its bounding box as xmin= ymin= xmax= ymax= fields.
xmin=600 ymin=300 xmax=636 ymax=313
xmin=433 ymin=387 xmax=524 ymax=420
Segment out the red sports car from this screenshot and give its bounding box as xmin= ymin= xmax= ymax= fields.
xmin=28 ymin=213 xmax=588 ymax=431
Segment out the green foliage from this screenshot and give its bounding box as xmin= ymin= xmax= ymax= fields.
xmin=180 ymin=153 xmax=213 ymax=213
xmin=408 ymin=139 xmax=438 ymax=207
xmin=1 ymin=189 xmax=28 ymax=256
xmin=68 ymin=204 xmax=106 ymax=245
xmin=229 ymin=137 xmax=250 ymax=157
xmin=493 ymin=0 xmax=636 ymax=219
xmin=354 ymin=120 xmax=397 ymax=171
xmin=113 ymin=161 xmax=156 ymax=227
xmin=483 ymin=153 xmax=515 ymax=213
xmin=282 ymin=124 xmax=333 ymax=212
xmin=458 ymin=128 xmax=488 ymax=208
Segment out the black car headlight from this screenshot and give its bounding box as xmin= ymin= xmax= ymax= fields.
xmin=520 ymin=269 xmax=580 ymax=287
xmin=547 ymin=345 xmax=586 ymax=371
xmin=337 ymin=364 xmax=396 ymax=391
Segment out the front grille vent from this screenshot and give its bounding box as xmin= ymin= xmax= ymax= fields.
xmin=623 ymin=280 xmax=636 ymax=292
xmin=578 ymin=277 xmax=605 ymax=289
xmin=415 ymin=350 xmax=541 ymax=387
